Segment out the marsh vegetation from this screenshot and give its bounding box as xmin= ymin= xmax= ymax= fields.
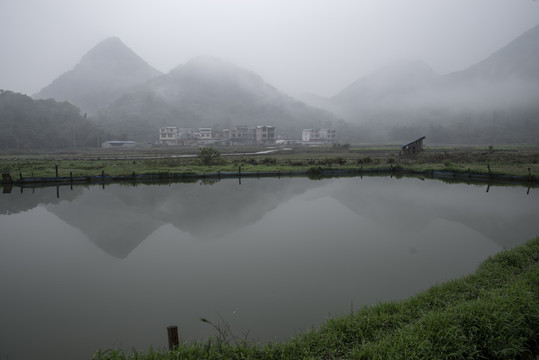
xmin=1 ymin=144 xmax=538 ymax=181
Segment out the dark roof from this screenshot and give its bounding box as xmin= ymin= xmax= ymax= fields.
xmin=401 ymin=136 xmax=426 ymax=148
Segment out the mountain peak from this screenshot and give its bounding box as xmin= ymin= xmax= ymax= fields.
xmin=333 ymin=59 xmax=438 ymax=106
xmin=34 ymin=37 xmax=161 ymax=113
xmin=452 ymin=23 xmax=539 ymax=81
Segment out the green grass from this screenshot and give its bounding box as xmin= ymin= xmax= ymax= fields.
xmin=92 ymin=237 xmax=539 ymax=360
xmin=1 ymin=146 xmax=538 ymax=180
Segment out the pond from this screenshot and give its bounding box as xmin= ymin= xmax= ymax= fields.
xmin=1 ymin=176 xmax=538 ymax=359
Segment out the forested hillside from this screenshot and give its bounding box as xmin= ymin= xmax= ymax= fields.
xmin=95 ymin=56 xmax=338 ymax=141
xmin=0 ymin=90 xmax=109 ymax=150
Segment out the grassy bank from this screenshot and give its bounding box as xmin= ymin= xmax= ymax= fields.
xmin=93 ymin=237 xmax=539 ymax=360
xmin=1 ymin=145 xmax=539 ymax=181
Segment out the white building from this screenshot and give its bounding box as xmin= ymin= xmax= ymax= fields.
xmin=198 ymin=128 xmax=212 ymax=139
xmin=159 ymin=125 xmax=277 ymax=146
xmin=302 ymin=128 xmax=336 ymax=144
xmin=159 ymin=127 xmax=178 ymax=145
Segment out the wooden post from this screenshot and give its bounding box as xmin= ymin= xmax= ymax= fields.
xmin=487 ymin=164 xmax=491 ymax=176
xmin=55 ymin=165 xmax=59 ymax=182
xmin=70 ymin=171 xmax=73 ymax=182
xmin=528 ymin=168 xmax=532 ymax=182
xmin=102 ymin=170 xmax=105 ymax=180
xmin=2 ymin=173 xmax=13 ymax=184
xmin=167 ymin=326 xmax=179 ymax=350
xmin=19 ymin=173 xmax=23 ymax=181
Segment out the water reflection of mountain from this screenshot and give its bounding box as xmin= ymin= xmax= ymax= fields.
xmin=0 ymin=185 xmax=83 ymax=215
xmin=45 ymin=179 xmax=320 ymax=258
xmin=328 ymin=177 xmax=538 ymax=250
xmin=3 ymin=177 xmax=536 ymax=259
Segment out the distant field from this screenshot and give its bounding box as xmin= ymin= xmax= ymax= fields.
xmin=1 ymin=144 xmax=538 ymax=180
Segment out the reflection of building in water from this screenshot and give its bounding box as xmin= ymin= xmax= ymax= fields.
xmin=158 ymin=125 xmax=275 ymax=146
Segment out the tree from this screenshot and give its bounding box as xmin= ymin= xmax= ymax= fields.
xmin=198 ymin=146 xmax=221 ymax=165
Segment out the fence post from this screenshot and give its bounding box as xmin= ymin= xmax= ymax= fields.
xmin=2 ymin=172 xmax=13 ymax=184
xmin=55 ymin=165 xmax=59 ymax=182
xmin=167 ymin=326 xmax=179 ymax=350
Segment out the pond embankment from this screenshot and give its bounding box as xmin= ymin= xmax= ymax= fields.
xmin=1 ymin=166 xmax=537 ymax=188
xmin=92 ymin=237 xmax=539 ymax=359
xmin=1 ymin=145 xmax=538 ymax=187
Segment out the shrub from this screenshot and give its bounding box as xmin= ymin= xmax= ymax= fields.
xmin=198 ymin=147 xmax=221 ymax=165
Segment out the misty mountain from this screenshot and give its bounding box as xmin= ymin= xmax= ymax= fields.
xmin=332 ymin=60 xmax=439 ymax=119
xmin=0 ymin=90 xmax=109 ymax=150
xmin=4 ymin=176 xmax=534 ymax=258
xmin=441 ymin=23 xmax=539 ymax=109
xmin=95 ymin=56 xmax=338 ymax=142
xmin=33 ymin=37 xmax=162 ymax=114
xmin=302 ymin=24 xmax=539 ymax=144
xmin=45 ymin=179 xmax=320 ymax=258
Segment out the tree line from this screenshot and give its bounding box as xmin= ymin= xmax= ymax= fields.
xmin=0 ymin=90 xmax=110 ymax=151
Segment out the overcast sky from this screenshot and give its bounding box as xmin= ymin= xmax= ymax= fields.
xmin=1 ymin=0 xmax=539 ymax=98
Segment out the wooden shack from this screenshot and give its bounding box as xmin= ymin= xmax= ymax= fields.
xmin=401 ymin=136 xmax=426 ymax=156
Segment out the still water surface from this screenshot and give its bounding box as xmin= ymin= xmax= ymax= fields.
xmin=1 ymin=176 xmax=538 ymax=359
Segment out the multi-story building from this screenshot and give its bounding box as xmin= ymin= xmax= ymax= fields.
xmin=230 ymin=126 xmax=249 ymax=140
xmin=302 ymin=128 xmax=336 ymax=144
xmin=320 ymin=128 xmax=336 ymax=143
xmin=302 ymin=129 xmax=320 ymax=142
xmin=159 ymin=127 xmax=197 ymax=145
xmin=159 ymin=125 xmax=276 ymax=146
xmin=159 ymin=127 xmax=179 ymax=145
xmin=256 ymin=126 xmax=275 ymax=145
xmin=197 ymin=128 xmax=212 ymax=139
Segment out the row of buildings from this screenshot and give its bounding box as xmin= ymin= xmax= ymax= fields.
xmin=158 ymin=126 xmax=337 ymax=146
xmin=159 ymin=126 xmax=276 ymax=146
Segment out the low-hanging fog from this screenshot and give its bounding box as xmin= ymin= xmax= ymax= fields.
xmin=2 ymin=0 xmax=539 ymax=98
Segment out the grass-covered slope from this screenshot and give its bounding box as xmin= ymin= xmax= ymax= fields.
xmin=93 ymin=237 xmax=539 ymax=360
